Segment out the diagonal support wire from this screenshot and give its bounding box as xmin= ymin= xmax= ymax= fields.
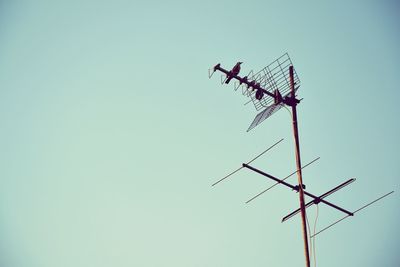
xmin=245 ymin=157 xmax=320 ymax=204
xmin=211 ymin=138 xmax=284 ymax=187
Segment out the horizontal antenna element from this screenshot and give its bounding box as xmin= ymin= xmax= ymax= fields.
xmin=310 ymin=191 xmax=394 ymax=237
xmin=281 ymin=178 xmax=356 ymax=223
xmin=211 ymin=138 xmax=283 ymax=186
xmin=245 ymin=157 xmax=320 ymax=204
xmin=242 ymin=163 xmax=353 ymax=217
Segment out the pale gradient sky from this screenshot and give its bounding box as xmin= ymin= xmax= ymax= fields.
xmin=0 ymin=1 xmax=399 ymax=267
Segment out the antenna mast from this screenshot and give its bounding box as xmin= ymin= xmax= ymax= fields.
xmin=289 ymin=66 xmax=311 ymax=267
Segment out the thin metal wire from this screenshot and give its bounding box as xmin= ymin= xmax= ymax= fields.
xmin=306 ymin=211 xmax=313 ymax=265
xmin=245 ymin=157 xmax=320 ymax=203
xmin=247 ymin=138 xmax=284 ymax=165
xmin=310 ymin=191 xmax=394 ymax=237
xmin=211 ymin=138 xmax=284 ymax=186
xmin=243 ymin=99 xmax=252 ymax=106
xmin=211 ymin=166 xmax=243 ymax=187
xmin=353 ymin=191 xmax=394 ymax=213
xmin=313 ymin=205 xmax=319 ymax=267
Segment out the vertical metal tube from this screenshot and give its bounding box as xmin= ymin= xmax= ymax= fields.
xmin=289 ymin=66 xmax=311 ymax=267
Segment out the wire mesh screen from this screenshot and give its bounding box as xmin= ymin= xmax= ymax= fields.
xmin=247 ymin=103 xmax=284 ymax=131
xmin=241 ymin=53 xmax=301 ymax=111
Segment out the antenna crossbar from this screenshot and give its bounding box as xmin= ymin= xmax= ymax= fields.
xmin=242 ymin=163 xmax=353 ymax=217
xmin=246 ymin=157 xmax=320 ymax=204
xmin=281 ymin=178 xmax=356 ymax=223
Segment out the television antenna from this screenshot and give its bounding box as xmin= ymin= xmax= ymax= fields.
xmin=208 ymin=53 xmax=393 ymax=267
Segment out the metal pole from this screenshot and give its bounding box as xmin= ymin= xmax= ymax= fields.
xmin=289 ymin=66 xmax=311 ymax=267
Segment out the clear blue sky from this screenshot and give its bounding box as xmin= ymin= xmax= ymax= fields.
xmin=0 ymin=1 xmax=399 ymax=266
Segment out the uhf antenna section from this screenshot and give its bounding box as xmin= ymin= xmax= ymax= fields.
xmin=249 ymin=53 xmax=301 ymax=111
xmin=209 ymin=53 xmax=301 ymax=132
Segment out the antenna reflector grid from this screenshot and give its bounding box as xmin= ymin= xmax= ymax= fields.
xmin=249 ymin=53 xmax=301 ymax=111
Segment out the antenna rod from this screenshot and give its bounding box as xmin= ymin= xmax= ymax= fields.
xmin=211 ymin=138 xmax=284 ymax=186
xmin=289 ymin=65 xmax=311 ymax=267
xmin=281 ymin=178 xmax=356 ymax=223
xmin=242 ymin=163 xmax=353 ymax=216
xmin=245 ymin=156 xmax=320 ymax=204
xmin=310 ymin=190 xmax=394 ymax=237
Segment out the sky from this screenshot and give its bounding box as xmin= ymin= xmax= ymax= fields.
xmin=0 ymin=0 xmax=399 ymax=266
